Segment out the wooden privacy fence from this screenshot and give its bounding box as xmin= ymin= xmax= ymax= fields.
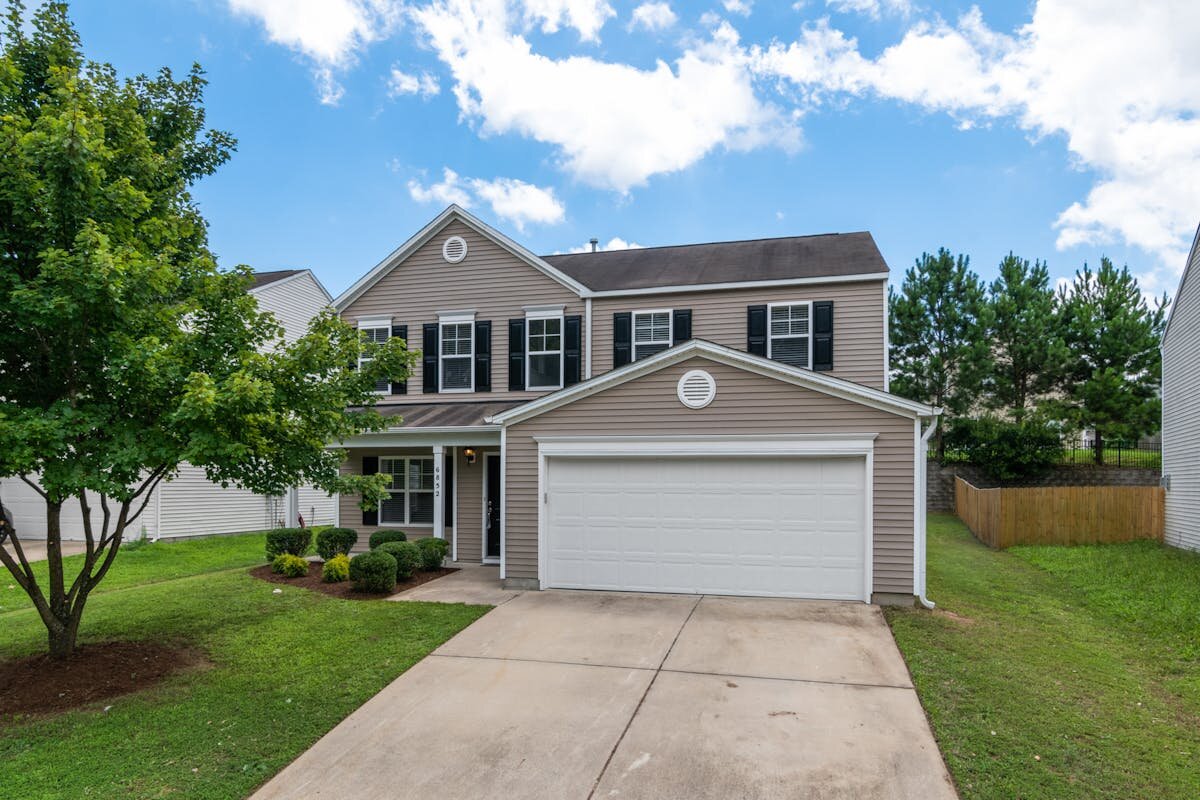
xmin=955 ymin=477 xmax=1164 ymax=548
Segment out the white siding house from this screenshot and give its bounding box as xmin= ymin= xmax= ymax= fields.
xmin=1163 ymin=224 xmax=1200 ymax=552
xmin=2 ymin=269 xmax=337 ymax=541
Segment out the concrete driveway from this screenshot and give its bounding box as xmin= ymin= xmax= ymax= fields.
xmin=252 ymin=591 xmax=957 ymax=800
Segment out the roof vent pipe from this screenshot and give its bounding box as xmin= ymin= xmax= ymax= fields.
xmin=589 ymin=237 xmax=599 ymax=253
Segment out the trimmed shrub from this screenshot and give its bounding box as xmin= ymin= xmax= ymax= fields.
xmin=271 ymin=553 xmax=309 ymax=578
xmin=322 ymin=554 xmax=350 ymax=583
xmin=349 ymin=550 xmax=397 ymax=593
xmin=266 ymin=527 xmax=312 ymax=560
xmin=945 ymin=415 xmax=1064 ymax=481
xmin=378 ymin=541 xmax=422 ymax=581
xmin=368 ymin=529 xmax=407 ymax=549
xmin=316 ymin=527 xmax=358 ymax=560
xmin=416 ymin=537 xmax=450 ymax=571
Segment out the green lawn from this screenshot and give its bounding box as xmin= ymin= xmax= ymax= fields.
xmin=0 ymin=536 xmax=489 ymax=799
xmin=886 ymin=513 xmax=1200 ymax=800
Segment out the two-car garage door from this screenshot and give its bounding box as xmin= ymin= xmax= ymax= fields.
xmin=544 ymin=455 xmax=868 ymax=601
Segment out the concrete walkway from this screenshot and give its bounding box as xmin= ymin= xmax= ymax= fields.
xmin=388 ymin=562 xmax=521 ymax=606
xmin=6 ymin=539 xmax=87 ymax=563
xmin=252 ymin=592 xmax=958 ymax=800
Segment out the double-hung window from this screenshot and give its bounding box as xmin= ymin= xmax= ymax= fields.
xmin=357 ymin=318 xmax=392 ymax=394
xmin=768 ymin=302 xmax=811 ymax=368
xmin=526 ymin=309 xmax=563 ymax=389
xmin=633 ymin=309 xmax=672 ymax=361
xmin=439 ymin=316 xmax=474 ymax=392
xmin=379 ymin=457 xmax=435 ymax=525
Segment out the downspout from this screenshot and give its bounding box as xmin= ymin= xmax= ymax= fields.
xmin=584 ymin=296 xmax=593 ymax=380
xmin=917 ymin=416 xmax=938 ymax=608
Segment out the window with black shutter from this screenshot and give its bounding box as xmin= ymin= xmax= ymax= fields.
xmin=563 ymin=315 xmax=582 ymax=386
xmin=508 ymin=318 xmax=526 ymax=390
xmin=813 ymin=301 xmax=834 ymax=371
xmin=613 ymin=312 xmax=632 ymax=368
xmin=361 ymin=455 xmax=379 ymax=526
xmin=474 ymin=320 xmax=492 ymax=392
xmin=390 ymin=325 xmax=407 ymax=395
xmin=747 ymin=305 xmax=767 ymax=357
xmin=422 ymin=323 xmax=439 ymax=394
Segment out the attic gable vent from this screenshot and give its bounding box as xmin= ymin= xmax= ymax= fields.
xmin=442 ymin=235 xmax=468 ymax=264
xmin=677 ymin=369 xmax=716 ymax=409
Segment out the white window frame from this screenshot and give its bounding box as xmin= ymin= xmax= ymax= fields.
xmin=632 ymin=308 xmax=673 ymax=361
xmin=525 ymin=308 xmax=565 ymax=391
xmin=357 ymin=317 xmax=393 ymax=395
xmin=379 ymin=456 xmax=435 ymax=526
xmin=438 ymin=312 xmax=475 ymax=393
xmin=767 ymin=301 xmax=813 ymax=369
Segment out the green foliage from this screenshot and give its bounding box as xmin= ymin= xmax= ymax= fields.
xmin=368 ymin=529 xmax=407 ymax=549
xmin=315 ymin=527 xmax=357 ymax=560
xmin=416 ymin=537 xmax=449 ymax=571
xmin=321 ymin=554 xmax=350 ymax=583
xmin=944 ymin=416 xmax=1063 ymax=481
xmin=349 ymin=550 xmax=396 ymax=593
xmin=265 ymin=527 xmax=311 ymax=559
xmin=377 ymin=540 xmax=421 ymax=581
xmin=271 ymin=553 xmax=309 ymax=578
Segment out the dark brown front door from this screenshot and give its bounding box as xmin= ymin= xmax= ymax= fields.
xmin=485 ymin=455 xmax=501 ymax=559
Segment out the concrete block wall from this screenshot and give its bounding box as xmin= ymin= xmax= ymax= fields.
xmin=927 ymin=460 xmax=1162 ymax=511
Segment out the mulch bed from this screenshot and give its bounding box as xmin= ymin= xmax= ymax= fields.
xmin=249 ymin=561 xmax=457 ymax=600
xmin=0 ymin=641 xmax=209 ymax=717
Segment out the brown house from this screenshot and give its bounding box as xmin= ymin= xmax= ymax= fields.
xmin=333 ymin=206 xmax=939 ymax=605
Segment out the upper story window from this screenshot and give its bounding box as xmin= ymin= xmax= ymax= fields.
xmin=357 ymin=317 xmax=392 ymax=394
xmin=768 ymin=302 xmax=811 ymax=368
xmin=379 ymin=457 xmax=434 ymax=525
xmin=439 ymin=313 xmax=475 ymax=392
xmin=633 ymin=309 xmax=672 ymax=361
xmin=526 ymin=308 xmax=564 ymax=390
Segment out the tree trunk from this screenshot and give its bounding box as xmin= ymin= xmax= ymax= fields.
xmin=48 ymin=612 xmax=81 ymax=659
xmin=1094 ymin=430 xmax=1105 ymax=465
xmin=44 ymin=501 xmax=80 ymax=660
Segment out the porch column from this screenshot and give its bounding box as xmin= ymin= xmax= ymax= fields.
xmin=432 ymin=444 xmax=445 ymax=540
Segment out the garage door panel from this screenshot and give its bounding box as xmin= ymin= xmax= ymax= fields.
xmin=545 ymin=455 xmax=867 ymax=601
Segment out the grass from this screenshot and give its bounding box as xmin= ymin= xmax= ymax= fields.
xmin=0 ymin=535 xmax=489 ymax=800
xmin=885 ymin=513 xmax=1200 ymax=800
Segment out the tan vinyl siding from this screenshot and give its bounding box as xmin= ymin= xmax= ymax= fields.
xmin=590 ymin=281 xmax=888 ymax=389
xmin=339 ymin=449 xmax=435 ymax=551
xmin=1164 ymin=241 xmax=1200 ymax=552
xmin=453 ymin=446 xmax=497 ymax=562
xmin=504 ymin=356 xmax=915 ymax=594
xmin=342 ymin=219 xmax=584 ymax=402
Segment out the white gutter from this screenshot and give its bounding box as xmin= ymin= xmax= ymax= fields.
xmin=584 ymin=297 xmax=593 ymax=379
xmin=916 ymin=417 xmax=939 ymax=609
xmin=581 ymin=271 xmax=890 ymax=299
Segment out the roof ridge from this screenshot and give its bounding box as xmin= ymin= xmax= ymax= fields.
xmin=541 ymin=231 xmax=870 ymax=258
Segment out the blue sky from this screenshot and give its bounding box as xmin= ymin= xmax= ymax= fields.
xmin=67 ymin=1 xmax=1200 ymax=299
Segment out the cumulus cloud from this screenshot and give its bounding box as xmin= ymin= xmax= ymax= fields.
xmin=630 ymin=2 xmax=677 ymax=32
xmin=388 ymin=68 xmax=441 ymax=98
xmin=566 ymin=236 xmax=644 ymax=253
xmin=408 ymin=167 xmax=566 ymax=230
xmin=722 ymin=0 xmax=752 ymax=16
xmin=825 ymin=0 xmax=912 ymax=19
xmin=522 ymin=0 xmax=615 ymax=41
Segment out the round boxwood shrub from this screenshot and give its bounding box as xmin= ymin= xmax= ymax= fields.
xmin=349 ymin=550 xmax=397 ymax=593
xmin=271 ymin=553 xmax=309 ymax=578
xmin=316 ymin=527 xmax=358 ymax=560
xmin=368 ymin=529 xmax=407 ymax=549
xmin=322 ymin=554 xmax=350 ymax=583
xmin=377 ymin=541 xmax=422 ymax=581
xmin=265 ymin=527 xmax=312 ymax=560
xmin=416 ymin=537 xmax=450 ymax=571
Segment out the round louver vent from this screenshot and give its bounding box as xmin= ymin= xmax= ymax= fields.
xmin=677 ymin=369 xmax=716 ymax=409
xmin=442 ymin=235 xmax=468 ymax=263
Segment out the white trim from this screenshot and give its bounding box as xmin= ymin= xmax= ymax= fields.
xmin=438 ymin=319 xmax=475 ymax=393
xmin=483 ymin=452 xmax=501 ymax=564
xmin=499 ymin=428 xmax=507 ymax=579
xmin=442 ymin=235 xmax=468 ymax=264
xmin=249 ymin=269 xmax=334 ymax=303
xmin=487 ymin=339 xmax=938 ymax=425
xmin=916 ymin=418 xmax=937 ymax=608
xmin=535 ymin=436 xmax=875 ymax=602
xmin=676 ymin=369 xmax=716 ymax=409
xmin=632 ymin=308 xmax=673 ymax=361
xmin=451 ymin=446 xmax=459 ymax=562
xmin=1162 ymin=220 xmax=1199 ymax=345
xmin=766 ymin=301 xmax=814 ymax=369
xmin=432 ymin=444 xmax=445 ymax=540
xmin=356 ymin=315 xmax=393 ymax=329
xmin=357 ymin=321 xmax=392 ymax=396
xmin=523 ymin=304 xmax=565 ymax=317
xmin=333 ymin=205 xmax=588 ymax=310
xmin=584 ymin=297 xmax=593 ymax=380
xmin=525 ymin=312 xmax=565 ymax=391
xmin=378 ymin=455 xmax=435 ymax=526
xmin=883 ymin=280 xmax=891 ymax=392
xmin=436 ymin=310 xmax=477 ymax=322
xmin=581 ymin=272 xmax=891 ymax=298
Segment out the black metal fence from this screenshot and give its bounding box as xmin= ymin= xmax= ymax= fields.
xmin=933 ymin=436 xmax=1162 ymax=469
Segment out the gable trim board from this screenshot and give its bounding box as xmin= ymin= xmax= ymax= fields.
xmin=1162 ymin=220 xmax=1200 ymax=345
xmin=581 ymin=272 xmax=890 ymax=298
xmin=249 ymin=268 xmax=333 ymax=302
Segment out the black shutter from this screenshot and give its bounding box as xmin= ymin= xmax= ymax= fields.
xmin=563 ymin=315 xmax=582 ymax=386
xmin=747 ymin=305 xmax=767 ymax=357
xmin=813 ymin=301 xmax=834 ymax=371
xmin=672 ymin=309 xmax=692 ymax=344
xmin=474 ymin=320 xmax=492 ymax=392
xmin=613 ymin=312 xmax=632 ymax=368
xmin=361 ymin=455 xmax=379 ymax=526
xmin=508 ymin=318 xmax=526 ymax=390
xmin=422 ymin=323 xmax=439 ymax=394
xmin=390 ymin=325 xmax=407 ymax=395
xmin=444 ymin=452 xmax=454 ymax=527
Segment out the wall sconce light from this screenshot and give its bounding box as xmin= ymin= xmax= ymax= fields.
xmin=463 ymin=447 xmax=478 ymax=464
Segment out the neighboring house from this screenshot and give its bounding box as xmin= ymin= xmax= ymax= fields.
xmin=2 ymin=269 xmax=337 ymax=541
xmin=333 ymin=205 xmax=940 ymax=605
xmin=1162 ymin=222 xmax=1200 ymax=552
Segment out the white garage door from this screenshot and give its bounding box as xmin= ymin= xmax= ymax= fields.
xmin=544 ymin=456 xmax=868 ymax=600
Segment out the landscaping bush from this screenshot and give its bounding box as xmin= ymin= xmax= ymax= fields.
xmin=416 ymin=537 xmax=450 ymax=571
xmin=321 ymin=554 xmax=350 ymax=583
xmin=271 ymin=553 xmax=310 ymax=578
xmin=368 ymin=529 xmax=407 ymax=549
xmin=265 ymin=527 xmax=312 ymax=560
xmin=316 ymin=527 xmax=358 ymax=560
xmin=349 ymin=550 xmax=397 ymax=593
xmin=377 ymin=541 xmax=422 ymax=581
xmin=945 ymin=415 xmax=1063 ymax=481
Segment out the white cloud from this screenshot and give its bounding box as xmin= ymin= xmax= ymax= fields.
xmin=412 ymin=0 xmax=798 ymax=192
xmin=521 ymin=0 xmax=615 ymax=41
xmin=228 ymin=0 xmax=402 ymax=103
xmin=408 ymin=167 xmax=566 ymax=230
xmin=388 ymin=68 xmax=441 ymax=98
xmin=722 ymin=0 xmax=752 ymax=16
xmin=630 ymin=2 xmax=677 ymax=32
xmin=825 ymin=0 xmax=912 ymax=19
xmin=566 ymin=236 xmax=644 ymax=252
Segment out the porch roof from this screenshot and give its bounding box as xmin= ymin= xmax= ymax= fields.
xmin=373 ymin=401 xmax=526 ymax=429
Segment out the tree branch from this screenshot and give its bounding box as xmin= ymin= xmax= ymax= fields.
xmin=18 ymin=473 xmax=47 ymax=500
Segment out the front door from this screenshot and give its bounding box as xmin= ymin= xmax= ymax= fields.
xmin=484 ymin=454 xmax=501 ymax=560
